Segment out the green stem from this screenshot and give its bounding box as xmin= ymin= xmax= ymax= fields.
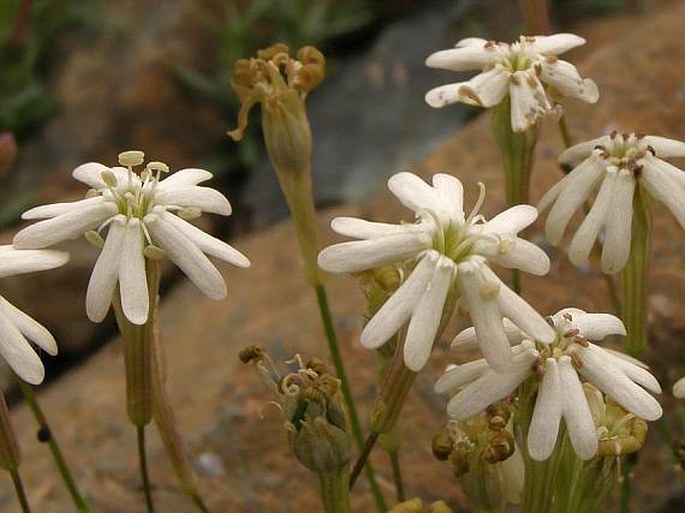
xmin=16 ymin=379 xmax=90 ymax=512
xmin=620 ymin=457 xmax=632 ymax=513
xmin=315 ymin=285 xmax=387 ymax=512
xmin=389 ymin=450 xmax=405 ymax=503
xmin=621 ymin=187 xmax=651 ymax=356
xmin=137 ymin=426 xmax=155 ymax=513
xmin=10 ymin=468 xmax=32 ymax=513
xmin=558 ymin=115 xmax=574 ymax=149
xmin=319 ymin=469 xmax=351 ymax=513
xmin=349 ymin=432 xmax=379 ymax=489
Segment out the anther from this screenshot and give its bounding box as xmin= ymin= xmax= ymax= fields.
xmin=147 ymin=161 xmax=169 ymax=174
xmin=101 ymin=170 xmax=118 ymax=188
xmin=85 ymin=230 xmax=105 ymax=249
xmin=118 ymin=150 xmax=145 ymax=167
xmin=178 ymin=207 xmax=202 ymax=220
xmin=143 ymin=245 xmax=166 ymax=260
xmin=479 ymin=281 xmax=500 ymax=300
xmin=563 ymin=328 xmax=580 ymax=338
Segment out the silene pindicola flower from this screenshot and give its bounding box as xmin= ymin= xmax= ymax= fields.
xmin=425 ymin=33 xmax=598 ymax=132
xmin=539 ymin=132 xmax=685 ymax=273
xmin=436 ymin=308 xmax=662 ymax=461
xmin=13 ymin=151 xmax=250 ymax=326
xmin=0 ymin=246 xmax=68 ymax=384
xmin=317 ymin=171 xmax=554 ymax=372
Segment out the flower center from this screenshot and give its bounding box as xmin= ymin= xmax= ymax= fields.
xmin=597 ymin=132 xmax=653 ymax=176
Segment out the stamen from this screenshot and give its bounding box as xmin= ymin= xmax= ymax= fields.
xmin=118 ymin=150 xmax=145 ymax=167
xmin=479 ymin=280 xmax=500 ymax=300
xmin=465 ymin=182 xmax=487 ymax=227
xmin=178 ymin=207 xmax=202 ymax=220
xmin=84 ymin=230 xmax=105 ymax=249
xmin=143 ymin=245 xmax=166 ymax=260
xmin=101 ymin=170 xmax=118 ymax=188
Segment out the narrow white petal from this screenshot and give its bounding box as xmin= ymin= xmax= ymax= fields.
xmin=158 ymin=212 xmax=250 ymax=268
xmin=526 ymin=33 xmax=586 ymax=55
xmin=0 ymin=296 xmax=57 ymax=355
xmin=559 ymin=136 xmax=610 ymax=166
xmin=585 ymin=345 xmax=661 ymax=394
xmin=541 ymin=60 xmax=598 ymax=102
xmin=639 ymin=157 xmax=685 ymax=229
xmin=361 ymin=253 xmax=437 ymax=349
xmin=571 ymin=312 xmax=626 ymax=339
xmin=161 ymin=186 xmax=232 ymax=216
xmin=0 ymin=308 xmax=44 ymax=384
xmin=330 ymin=217 xmax=425 ymax=239
xmin=484 ymin=205 xmax=538 ymax=235
xmin=559 ymin=356 xmax=597 ymax=460
xmin=642 ymin=136 xmax=685 ymax=158
xmin=464 ymin=66 xmax=509 ymax=107
xmin=0 ymin=247 xmax=69 ymax=278
xmin=450 ymin=318 xmax=526 ymax=351
xmin=674 ymin=377 xmax=685 ymax=398
xmin=317 ymin=232 xmax=430 ymax=274
xmin=457 ymin=260 xmax=512 ymax=371
xmin=118 ymin=219 xmax=149 ymax=325
xmin=14 ymin=202 xmax=118 ymax=249
xmin=432 ymin=174 xmax=465 ymax=222
xmin=403 ymin=258 xmax=454 ymax=371
xmin=575 ymin=347 xmax=662 ymax=420
xmin=485 ymin=238 xmax=550 ymax=275
xmin=509 ymin=71 xmax=549 ymax=132
xmin=568 ymin=170 xmax=616 ymax=265
xmin=446 ymin=348 xmax=537 ymax=419
xmin=86 ymin=216 xmax=127 ymax=323
xmin=545 ymin=155 xmax=605 ymax=245
xmin=425 ymin=45 xmax=495 ymax=71
xmin=601 ymin=170 xmax=635 ymax=274
xmin=480 ymin=265 xmax=555 ymax=344
xmin=425 ymin=83 xmax=472 ymax=108
xmin=22 ymin=196 xmax=106 ymax=220
xmin=528 ymin=358 xmax=562 ymax=461
xmin=71 ymin=162 xmax=110 ymax=188
xmin=158 ymin=168 xmax=213 ymax=187
xmin=147 ymin=214 xmax=227 ymax=300
xmin=434 ymin=358 xmax=490 ymax=394
xmin=387 ymin=172 xmax=443 ymax=213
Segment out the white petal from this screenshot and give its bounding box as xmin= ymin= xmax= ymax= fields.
xmin=432 ymin=174 xmax=465 ymax=222
xmin=158 ymin=168 xmax=214 ymax=187
xmin=425 ymin=83 xmax=472 ymax=108
xmin=567 ymin=170 xmax=617 ymax=266
xmin=387 ymin=172 xmax=443 ymax=213
xmin=463 ymin=66 xmax=510 ymax=107
xmin=571 ymin=312 xmax=626 ymax=339
xmin=157 ymin=211 xmax=250 ymax=268
xmin=330 ymin=217 xmax=425 ymax=239
xmin=528 ymin=358 xmax=562 ymax=461
xmin=509 ymin=71 xmax=549 ymax=132
xmin=403 ymin=258 xmax=454 ymax=371
xmin=434 ymin=358 xmax=490 ymax=394
xmin=14 ymin=202 xmax=118 ymax=249
xmin=118 ymin=219 xmax=149 ymax=326
xmin=86 ymin=216 xmax=127 ymax=323
xmin=446 ymin=348 xmax=537 ymax=419
xmin=558 ymin=356 xmax=598 ymax=460
xmin=484 ymin=205 xmax=538 ymax=235
xmin=673 ymin=377 xmax=685 ymax=398
xmin=575 ymin=347 xmax=662 ymax=421
xmin=22 ymin=196 xmax=106 ymax=220
xmin=161 ymin=186 xmax=232 ymax=216
xmin=146 ymin=214 xmax=227 ymax=300
xmin=72 ymin=162 xmax=111 ymax=189
xmin=425 ymin=44 xmax=495 ymax=71
xmin=480 ymin=265 xmax=555 ymax=344
xmin=0 ymin=247 xmax=69 ymax=278
xmin=585 ymin=345 xmax=661 ymax=394
xmin=450 ymin=318 xmax=526 ymax=351
xmin=558 ymin=135 xmax=611 ymax=166
xmin=541 ymin=60 xmax=599 ymax=102
xmin=639 ymin=156 xmax=685 ymax=229
xmin=601 ymin=170 xmax=635 ymax=274
xmin=0 ymin=296 xmax=57 ymax=355
xmin=484 ymin=238 xmax=550 ymax=276
xmin=317 ymin=232 xmax=430 ymax=274
xmin=0 ymin=307 xmax=44 ymax=384
xmin=642 ymin=136 xmax=685 ymax=158
xmin=526 ymin=33 xmax=586 ymax=55
xmin=360 ymin=253 xmax=438 ymax=349
xmin=544 ymin=155 xmax=605 ymax=245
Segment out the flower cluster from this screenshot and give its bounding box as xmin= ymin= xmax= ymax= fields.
xmin=425 ymin=34 xmax=598 ymax=132
xmin=318 ymin=171 xmax=554 ymax=372
xmin=539 ymin=132 xmax=685 ymax=273
xmin=14 ymin=151 xmax=250 ymax=325
xmin=437 ymin=309 xmax=661 ymax=460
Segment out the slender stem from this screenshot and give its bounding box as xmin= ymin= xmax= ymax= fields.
xmin=349 ymin=432 xmax=379 ymax=489
xmin=190 ymin=492 xmax=212 ymax=513
xmin=16 ymin=379 xmax=90 ymax=512
xmin=137 ymin=426 xmax=155 ymax=513
xmin=620 ymin=457 xmax=632 ymax=513
xmin=389 ymin=450 xmax=405 ymax=503
xmin=315 ymin=285 xmax=386 ymax=511
xmin=603 ymin=273 xmax=621 ymax=315
xmin=558 ymin=116 xmax=574 ymax=149
xmin=10 ymin=468 xmax=32 ymax=513
xmin=319 ymin=469 xmax=351 ymax=513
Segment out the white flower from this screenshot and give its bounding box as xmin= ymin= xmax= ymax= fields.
xmin=674 ymin=377 xmax=685 ymax=398
xmin=425 ymin=34 xmax=598 ymax=132
xmin=317 ymin=171 xmax=554 ymax=372
xmin=437 ymin=308 xmax=662 ymax=461
xmin=0 ymin=245 xmax=68 ymax=384
xmin=539 ymin=132 xmax=685 ymax=274
xmin=14 ymin=151 xmax=250 ymax=326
